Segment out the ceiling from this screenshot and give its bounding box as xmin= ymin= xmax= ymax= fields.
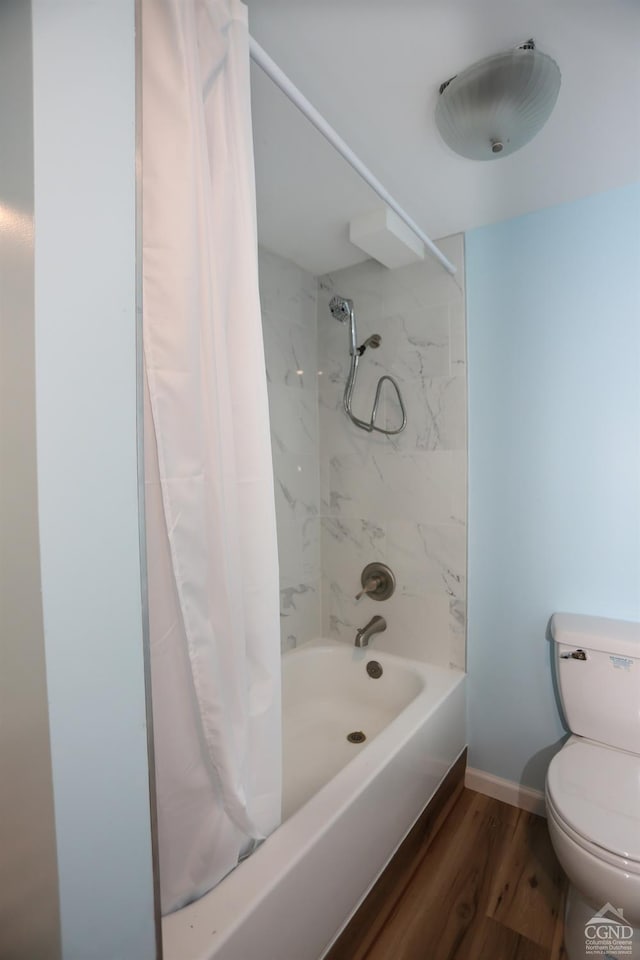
xmin=247 ymin=0 xmax=640 ymax=276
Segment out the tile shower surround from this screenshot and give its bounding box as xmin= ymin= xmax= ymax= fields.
xmin=259 ymin=236 xmax=467 ymax=669
xmin=259 ymin=247 xmax=322 ymax=651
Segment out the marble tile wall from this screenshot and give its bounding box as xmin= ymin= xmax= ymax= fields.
xmin=317 ymin=235 xmax=467 ymax=669
xmin=259 ymin=247 xmax=321 ymax=652
xmin=259 ymin=236 xmax=468 ymax=669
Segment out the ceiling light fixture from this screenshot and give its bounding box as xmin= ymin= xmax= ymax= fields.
xmin=435 ymin=39 xmax=561 ymax=161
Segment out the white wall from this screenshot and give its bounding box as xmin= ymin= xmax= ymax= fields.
xmin=0 ymin=3 xmax=61 ymax=956
xmin=466 ymin=183 xmax=640 ymax=792
xmin=32 ymin=2 xmax=157 ymax=957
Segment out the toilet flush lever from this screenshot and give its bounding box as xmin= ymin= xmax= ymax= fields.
xmin=560 ymin=648 xmax=587 ymax=660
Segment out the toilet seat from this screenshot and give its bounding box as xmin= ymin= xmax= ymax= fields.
xmin=546 ymin=738 xmax=640 ymax=869
xmin=546 ymin=791 xmax=640 ymax=877
xmin=546 ymin=793 xmax=640 ymax=928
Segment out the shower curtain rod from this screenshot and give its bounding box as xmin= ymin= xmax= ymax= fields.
xmin=248 ymin=36 xmax=457 ymax=277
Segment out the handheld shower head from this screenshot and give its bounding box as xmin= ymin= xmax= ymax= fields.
xmin=329 ymin=291 xmax=406 ymax=435
xmin=329 ymin=295 xmax=353 ymax=323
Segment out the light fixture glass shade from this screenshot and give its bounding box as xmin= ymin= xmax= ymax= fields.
xmin=435 ymin=45 xmax=561 ymax=161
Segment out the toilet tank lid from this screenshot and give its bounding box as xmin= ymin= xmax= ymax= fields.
xmin=551 ymin=612 xmax=640 ymax=659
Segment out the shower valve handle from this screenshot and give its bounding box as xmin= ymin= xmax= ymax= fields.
xmin=355 ymin=575 xmax=383 ymax=601
xmin=355 ymin=563 xmax=396 ymax=602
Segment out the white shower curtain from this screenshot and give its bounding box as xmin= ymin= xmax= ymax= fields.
xmin=142 ymin=0 xmax=281 ymax=913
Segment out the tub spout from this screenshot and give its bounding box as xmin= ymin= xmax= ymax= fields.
xmin=355 ymin=615 xmax=386 ymax=648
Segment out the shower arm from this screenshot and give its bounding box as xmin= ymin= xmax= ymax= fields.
xmin=343 ymin=345 xmax=407 ymax=436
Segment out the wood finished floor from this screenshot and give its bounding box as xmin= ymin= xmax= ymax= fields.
xmin=330 ymin=789 xmax=567 ymax=960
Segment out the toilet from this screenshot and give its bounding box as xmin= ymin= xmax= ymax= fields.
xmin=546 ymin=613 xmax=640 ymax=960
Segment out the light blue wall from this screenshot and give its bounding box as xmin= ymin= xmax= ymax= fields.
xmin=33 ymin=2 xmax=158 ymax=957
xmin=466 ymin=183 xmax=640 ymax=792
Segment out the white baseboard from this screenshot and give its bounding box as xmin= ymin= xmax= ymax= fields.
xmin=465 ymin=767 xmax=546 ymax=817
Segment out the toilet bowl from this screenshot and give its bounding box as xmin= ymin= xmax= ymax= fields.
xmin=546 ymin=739 xmax=640 ymax=921
xmin=546 ymin=613 xmax=640 ymax=960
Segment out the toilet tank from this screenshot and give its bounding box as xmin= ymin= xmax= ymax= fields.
xmin=551 ymin=613 xmax=640 ymax=756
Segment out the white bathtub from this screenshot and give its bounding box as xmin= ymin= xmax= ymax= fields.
xmin=162 ymin=640 xmax=466 ymax=960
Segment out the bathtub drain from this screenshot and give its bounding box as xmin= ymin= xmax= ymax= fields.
xmin=347 ymin=731 xmax=366 ymax=744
